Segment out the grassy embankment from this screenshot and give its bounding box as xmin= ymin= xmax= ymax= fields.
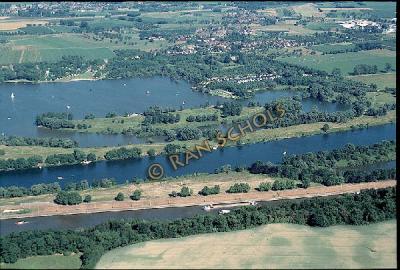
xmin=0 ymin=110 xmax=396 ymax=162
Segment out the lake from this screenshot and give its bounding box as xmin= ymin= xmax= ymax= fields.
xmin=0 ymin=77 xmax=348 ymax=147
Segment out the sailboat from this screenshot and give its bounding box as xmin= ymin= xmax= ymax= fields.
xmin=10 ymin=93 xmax=15 ymax=99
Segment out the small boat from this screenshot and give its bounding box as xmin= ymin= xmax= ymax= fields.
xmin=123 ymin=83 xmax=126 ymax=86
xmin=15 ymin=220 xmax=28 ymax=225
xmin=7 ymin=117 xmax=11 ymax=120
xmin=57 ymin=176 xmax=63 ymax=180
xmin=283 ymin=151 xmax=287 ymax=155
xmin=219 ymin=209 xmax=231 ymax=215
xmin=203 ymin=205 xmax=211 ymax=211
xmin=182 ymin=101 xmax=185 ymax=105
xmin=10 ymin=93 xmax=15 ymax=99
xmin=146 ymin=90 xmax=150 ymax=94
xmin=66 ymin=105 xmax=71 ymax=109
xmin=203 ymin=204 xmax=214 ymax=211
xmin=212 ymin=145 xmax=218 ymax=150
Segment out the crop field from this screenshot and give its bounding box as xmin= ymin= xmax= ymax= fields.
xmin=348 ymin=72 xmax=396 ymax=90
xmin=1 ymin=254 xmax=81 ymax=269
xmin=0 ymin=29 xmax=173 ymax=64
xmin=0 ymin=19 xmax=49 ymax=30
xmin=0 ymin=34 xmax=117 ymax=64
xmin=96 ymin=220 xmax=396 ymax=269
xmin=311 ymin=43 xmax=354 ymax=53
xmin=278 ymin=49 xmax=396 ymax=74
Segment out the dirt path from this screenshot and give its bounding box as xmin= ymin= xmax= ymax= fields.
xmin=18 ymin=49 xmax=25 ymax=63
xmin=0 ymin=180 xmax=396 ymax=219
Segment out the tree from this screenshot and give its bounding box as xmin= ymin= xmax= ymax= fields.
xmin=164 ymin=144 xmax=181 ymax=155
xmin=331 ymin=68 xmax=342 ymax=78
xmin=115 ymin=192 xmax=124 ymax=201
xmin=227 ymin=183 xmax=250 ymax=193
xmin=321 ymin=123 xmax=330 ymax=132
xmin=384 ymin=63 xmax=392 ymax=72
xmin=83 ymin=194 xmax=92 ymax=203
xmin=54 ymin=191 xmax=82 ymax=205
xmin=147 ymin=149 xmax=156 ymax=158
xmin=179 ymin=186 xmax=192 ymax=197
xmin=199 ymin=185 xmax=220 ymax=196
xmin=258 ymin=182 xmax=272 ymax=191
xmin=87 ymin=153 xmax=96 ymax=162
xmin=130 ymin=190 xmax=142 ymax=201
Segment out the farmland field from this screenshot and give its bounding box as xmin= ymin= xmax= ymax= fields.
xmin=278 ymin=49 xmax=396 ymax=74
xmin=96 ymin=220 xmax=396 ymax=269
xmin=0 ymin=32 xmax=170 ymax=64
xmin=348 ymin=72 xmax=396 ymax=90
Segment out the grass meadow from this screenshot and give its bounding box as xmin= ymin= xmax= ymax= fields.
xmin=278 ymin=49 xmax=396 ymax=74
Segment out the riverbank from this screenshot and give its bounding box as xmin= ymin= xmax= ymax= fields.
xmin=0 ymin=180 xmax=396 ymax=220
xmin=0 ymin=111 xmax=396 ymax=167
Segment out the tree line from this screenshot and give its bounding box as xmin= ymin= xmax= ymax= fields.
xmin=0 ymin=135 xmax=78 ymax=148
xmin=0 ymin=178 xmax=117 ymax=199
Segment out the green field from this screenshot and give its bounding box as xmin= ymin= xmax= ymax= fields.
xmin=348 ymin=72 xmax=396 ymax=90
xmin=311 ymin=43 xmax=355 ymax=53
xmin=279 ymin=49 xmax=396 ymax=74
xmin=96 ymin=220 xmax=396 ymax=269
xmin=1 ymin=254 xmax=81 ymax=269
xmin=0 ymin=32 xmax=169 ymax=64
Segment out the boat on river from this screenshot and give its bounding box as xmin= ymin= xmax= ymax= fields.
xmin=15 ymin=220 xmax=28 ymax=225
xmin=10 ymin=92 xmax=15 ymax=99
xmin=202 ymin=204 xmax=214 ymax=211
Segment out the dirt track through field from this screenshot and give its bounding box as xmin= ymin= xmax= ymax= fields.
xmin=0 ymin=180 xmax=396 ymax=219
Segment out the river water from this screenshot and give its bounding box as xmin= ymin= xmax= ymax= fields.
xmin=0 ymin=77 xmax=348 ymax=147
xmin=0 ymin=199 xmax=302 ymax=236
xmin=0 ymin=123 xmax=395 ymax=188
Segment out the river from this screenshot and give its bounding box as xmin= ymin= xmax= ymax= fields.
xmin=0 ymin=77 xmax=348 ymax=147
xmin=0 ymin=123 xmax=395 ymax=188
xmin=0 ymin=198 xmax=302 ymax=236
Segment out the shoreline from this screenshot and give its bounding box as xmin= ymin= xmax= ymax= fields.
xmin=0 ymin=180 xmax=396 ymax=220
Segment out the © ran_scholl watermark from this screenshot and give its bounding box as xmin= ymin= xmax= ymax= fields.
xmin=147 ymin=104 xmax=285 ymax=180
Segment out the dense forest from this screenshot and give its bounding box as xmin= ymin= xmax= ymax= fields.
xmin=1 ymin=187 xmax=396 ymax=268
xmin=249 ymin=140 xmax=396 ymax=187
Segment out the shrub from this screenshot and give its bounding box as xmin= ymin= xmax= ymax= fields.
xmin=258 ymin=182 xmax=272 ymax=192
xmin=199 ymin=185 xmax=220 ymax=196
xmin=179 ymin=186 xmax=192 ymax=197
xmin=147 ymin=149 xmax=156 ymax=158
xmin=130 ymin=190 xmax=142 ymax=201
xmin=227 ymin=183 xmax=250 ymax=193
xmin=115 ymin=192 xmax=124 ymax=201
xmin=83 ymin=194 xmax=92 ymax=203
